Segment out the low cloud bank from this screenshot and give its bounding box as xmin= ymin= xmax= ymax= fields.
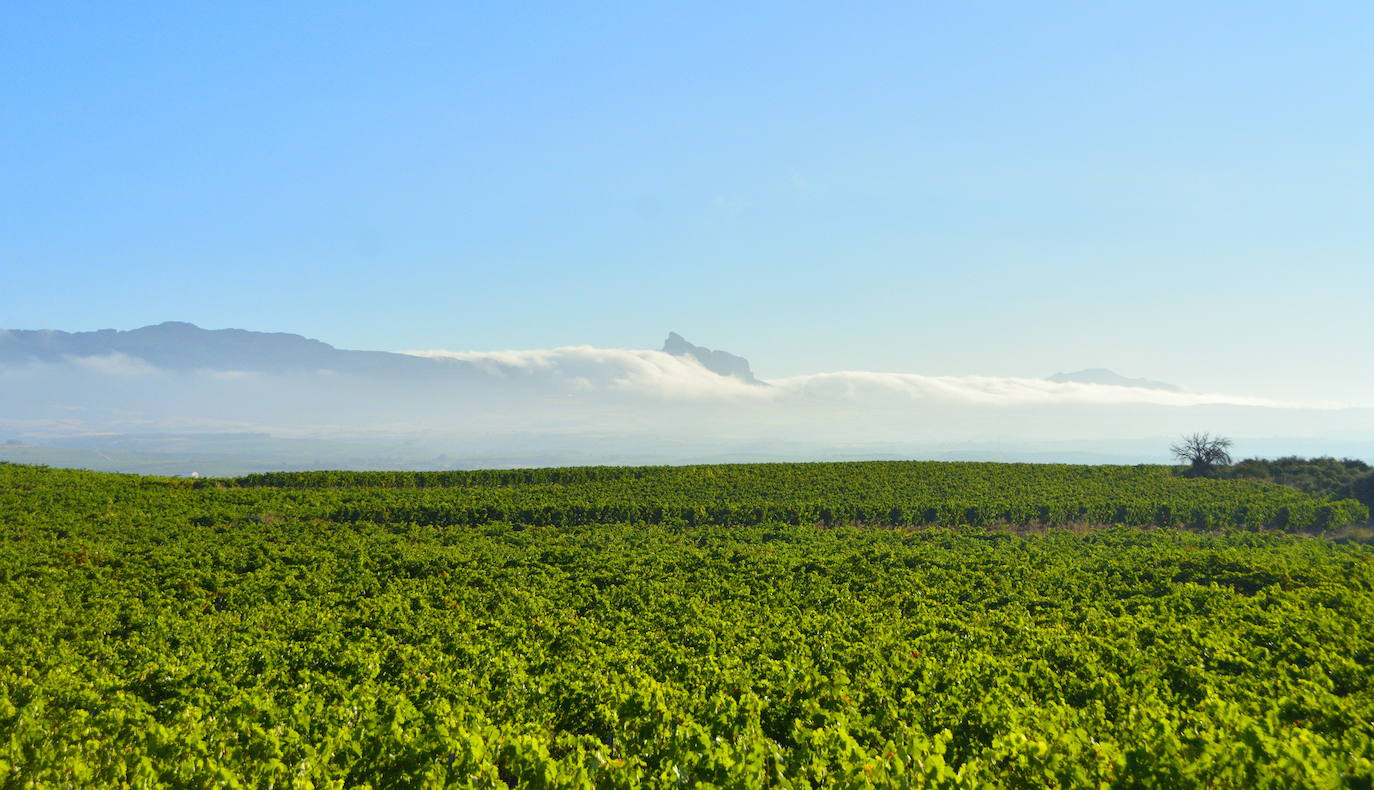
xmin=406 ymin=347 xmax=1296 ymax=409
xmin=1 ymin=345 xmax=1363 ymax=453
xmin=771 ymin=371 xmax=1291 ymax=408
xmin=406 ymin=347 xmax=771 ymax=400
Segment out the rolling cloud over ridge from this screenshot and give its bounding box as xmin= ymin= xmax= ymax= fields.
xmin=5 ymin=326 xmax=1370 ymax=470
xmin=404 ymin=346 xmax=1299 ymax=409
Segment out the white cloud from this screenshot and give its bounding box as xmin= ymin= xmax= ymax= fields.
xmin=404 ymin=346 xmax=774 ymax=401
xmin=65 ymin=353 xmax=162 ymax=377
xmin=202 ymin=369 xmax=261 ymax=381
xmin=2 ymin=344 xmax=1355 ymax=453
xmin=769 ymin=371 xmax=1295 ymax=408
xmin=405 ymin=347 xmax=1299 ymax=409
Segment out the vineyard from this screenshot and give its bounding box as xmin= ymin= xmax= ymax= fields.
xmin=2 ymin=461 xmax=1373 ymax=786
xmin=235 ymin=461 xmax=1370 ymax=531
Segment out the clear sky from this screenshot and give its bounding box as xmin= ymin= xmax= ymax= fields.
xmin=3 ymin=2 xmax=1371 ymax=401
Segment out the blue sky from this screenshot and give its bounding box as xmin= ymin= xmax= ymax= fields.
xmin=3 ymin=2 xmax=1371 ymax=400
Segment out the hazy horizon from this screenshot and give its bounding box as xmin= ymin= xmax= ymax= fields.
xmin=4 ymin=321 xmax=1373 ymax=474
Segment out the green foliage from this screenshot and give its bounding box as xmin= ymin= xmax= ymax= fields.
xmin=233 ymin=460 xmax=1370 ymax=531
xmin=1227 ymin=457 xmax=1374 ymax=521
xmin=1 ymin=462 xmax=1373 ymax=786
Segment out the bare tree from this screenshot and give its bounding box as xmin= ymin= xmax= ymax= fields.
xmin=1171 ymin=433 xmax=1233 ymax=477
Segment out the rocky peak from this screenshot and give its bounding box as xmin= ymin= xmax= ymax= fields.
xmin=662 ymin=332 xmax=761 ymax=384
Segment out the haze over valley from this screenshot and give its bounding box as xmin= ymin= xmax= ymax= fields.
xmin=4 ymin=321 xmax=1370 ymax=475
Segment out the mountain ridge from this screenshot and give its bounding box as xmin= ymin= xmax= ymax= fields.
xmin=0 ymin=323 xmax=767 ymax=384
xmin=0 ymin=321 xmax=458 ymax=377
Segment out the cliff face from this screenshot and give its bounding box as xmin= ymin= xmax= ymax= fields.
xmin=662 ymin=332 xmax=761 ymax=384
